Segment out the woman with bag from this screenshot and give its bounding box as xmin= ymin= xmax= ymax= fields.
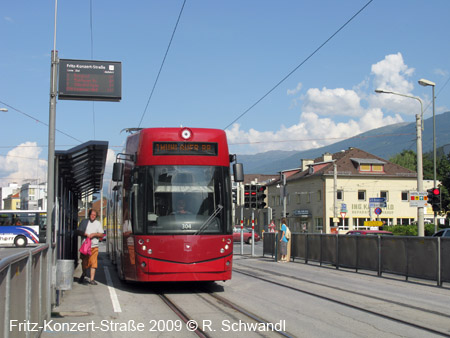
xmin=77 ymin=209 xmax=104 ymax=285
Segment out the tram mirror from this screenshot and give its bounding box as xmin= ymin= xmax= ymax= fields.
xmin=233 ymin=163 xmax=244 ymax=182
xmin=112 ymin=162 xmax=124 ymax=182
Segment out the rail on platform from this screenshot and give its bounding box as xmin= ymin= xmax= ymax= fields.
xmin=263 ymin=233 xmax=450 ymax=286
xmin=0 ymin=244 xmax=50 ymax=338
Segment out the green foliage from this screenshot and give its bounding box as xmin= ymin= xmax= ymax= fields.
xmin=387 ymin=224 xmax=444 ymax=236
xmin=390 ymin=148 xmax=450 ymax=214
xmin=388 ymin=225 xmax=417 ymax=236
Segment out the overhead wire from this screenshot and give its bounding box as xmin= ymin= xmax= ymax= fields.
xmin=138 ymin=0 xmax=187 ymax=128
xmin=223 ymin=0 xmax=374 ymax=130
xmin=0 ymin=100 xmax=83 ymax=143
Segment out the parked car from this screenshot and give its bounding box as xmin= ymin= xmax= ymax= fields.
xmin=432 ymin=228 xmax=450 ymax=237
xmin=233 ymin=227 xmax=260 ymax=244
xmin=346 ymin=230 xmax=393 ymax=236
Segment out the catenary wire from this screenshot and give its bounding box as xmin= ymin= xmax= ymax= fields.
xmin=223 ymin=0 xmax=374 ymax=130
xmin=0 ymin=100 xmax=83 ymax=143
xmin=138 ymin=0 xmax=187 ymax=128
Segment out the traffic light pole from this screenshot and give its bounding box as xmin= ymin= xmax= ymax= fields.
xmin=416 ymin=114 xmax=425 ymax=237
xmin=251 ymin=210 xmax=255 ymax=257
xmin=240 ymin=209 xmax=244 ymax=255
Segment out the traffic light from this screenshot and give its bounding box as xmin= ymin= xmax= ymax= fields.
xmin=427 ymin=187 xmax=441 ymax=212
xmin=256 ymin=185 xmax=267 ymax=209
xmin=244 ymin=185 xmax=250 ymax=208
xmin=250 ymin=185 xmax=257 ymax=208
xmin=232 ymin=188 xmax=237 ymax=204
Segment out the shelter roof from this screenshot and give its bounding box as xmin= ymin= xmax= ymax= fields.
xmin=56 ymin=141 xmax=108 ymax=198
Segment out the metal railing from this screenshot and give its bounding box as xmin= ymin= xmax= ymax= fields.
xmin=0 ymin=244 xmax=50 ymax=338
xmin=263 ymin=233 xmax=450 ymax=286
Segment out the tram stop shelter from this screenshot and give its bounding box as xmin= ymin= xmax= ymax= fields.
xmin=55 ymin=140 xmax=108 ymax=261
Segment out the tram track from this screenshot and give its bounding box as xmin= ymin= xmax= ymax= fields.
xmin=156 ymin=287 xmax=295 ymax=338
xmin=233 ymin=266 xmax=450 ymax=337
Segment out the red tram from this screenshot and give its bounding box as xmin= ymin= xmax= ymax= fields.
xmin=107 ymin=127 xmax=243 ymax=282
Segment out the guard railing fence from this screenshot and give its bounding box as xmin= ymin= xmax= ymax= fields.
xmin=263 ymin=233 xmax=450 ymax=286
xmin=0 ymin=244 xmax=50 ymax=338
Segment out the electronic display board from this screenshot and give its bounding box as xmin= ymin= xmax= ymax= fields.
xmin=58 ymin=59 xmax=121 ymax=101
xmin=153 ymin=142 xmax=218 ymax=156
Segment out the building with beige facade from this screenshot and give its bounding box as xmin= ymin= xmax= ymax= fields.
xmin=267 ymin=147 xmax=436 ymax=234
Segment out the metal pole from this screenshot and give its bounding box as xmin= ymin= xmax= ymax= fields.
xmin=416 ymin=114 xmax=425 ymax=237
xmin=432 ymin=85 xmax=437 ymax=232
xmin=240 ymin=208 xmax=244 ymax=255
xmin=282 ymin=173 xmax=286 ymax=218
xmin=251 ymin=210 xmax=255 ymax=257
xmin=333 ymin=162 xmax=338 ymax=228
xmin=46 ymin=49 xmax=58 ymax=318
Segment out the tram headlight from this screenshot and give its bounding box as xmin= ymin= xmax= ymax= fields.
xmin=226 ymin=239 xmax=231 ymax=245
xmin=141 ymin=262 xmax=146 ymax=268
xmin=142 ymin=245 xmax=146 ymax=251
xmin=220 ymin=248 xmax=225 ymax=253
xmin=224 ymin=244 xmax=229 ymax=250
xmin=138 ymin=239 xmax=144 ymax=245
xmin=147 ymin=249 xmax=152 ymax=254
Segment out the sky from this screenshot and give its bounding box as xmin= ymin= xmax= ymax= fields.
xmin=1 ymin=0 xmax=449 ymax=194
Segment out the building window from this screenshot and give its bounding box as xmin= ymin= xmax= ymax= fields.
xmin=315 ymin=218 xmax=323 ymax=232
xmin=380 ymin=191 xmax=388 ymax=201
xmin=401 ymin=192 xmax=408 ymax=201
xmin=307 ymin=192 xmax=311 ymax=203
xmin=296 ymin=194 xmax=301 ymax=204
xmin=358 ymin=163 xmax=385 ymax=173
xmin=337 ymin=190 xmax=343 ymax=200
xmin=360 ymin=164 xmax=371 ymax=172
xmin=317 ymin=190 xmax=321 ymax=202
xmin=358 ymin=190 xmax=366 ymax=201
xmin=372 ymin=165 xmax=383 ymax=172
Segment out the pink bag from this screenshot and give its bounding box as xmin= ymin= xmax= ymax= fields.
xmin=80 ymin=237 xmax=92 ymax=256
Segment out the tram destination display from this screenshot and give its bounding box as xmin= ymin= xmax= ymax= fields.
xmin=58 ymin=59 xmax=122 ymax=101
xmin=153 ymin=142 xmax=218 ymax=156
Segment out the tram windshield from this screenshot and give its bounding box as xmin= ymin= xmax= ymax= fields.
xmin=131 ymin=166 xmax=231 ymax=235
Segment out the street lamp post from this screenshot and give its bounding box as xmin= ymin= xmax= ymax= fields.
xmin=418 ymin=78 xmax=437 ymax=230
xmin=375 ymin=89 xmax=425 ymax=236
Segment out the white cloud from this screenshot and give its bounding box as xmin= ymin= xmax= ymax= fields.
xmin=287 ymin=83 xmax=302 ymax=96
xmin=228 ymin=53 xmax=412 ymax=154
xmin=371 ymin=52 xmax=414 ymax=94
xmin=0 ymin=142 xmax=47 ymax=185
xmin=434 ymin=68 xmax=448 ymax=77
xmin=227 ymin=109 xmax=403 ymax=154
xmin=302 ymin=87 xmax=362 ymax=117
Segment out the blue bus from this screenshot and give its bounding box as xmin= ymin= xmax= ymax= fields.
xmin=0 ymin=210 xmax=46 ymax=247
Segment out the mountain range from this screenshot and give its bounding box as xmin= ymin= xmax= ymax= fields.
xmin=239 ymin=111 xmax=450 ymax=174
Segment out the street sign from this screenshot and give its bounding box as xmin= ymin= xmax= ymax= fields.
xmin=369 ymin=197 xmax=387 ymax=208
xmin=364 ymin=221 xmax=383 ymax=227
xmin=409 ymin=191 xmax=428 ymax=207
xmin=340 ymin=203 xmax=348 ymax=212
xmin=374 ymin=207 xmax=382 ymax=215
xmin=340 ymin=212 xmax=346 ymax=218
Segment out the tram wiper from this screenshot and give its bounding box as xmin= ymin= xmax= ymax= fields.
xmin=194 ymin=204 xmax=223 ymax=235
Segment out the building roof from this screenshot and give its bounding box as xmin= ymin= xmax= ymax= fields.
xmin=56 ymin=141 xmax=108 ymax=198
xmin=286 ymin=147 xmax=416 ymax=182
